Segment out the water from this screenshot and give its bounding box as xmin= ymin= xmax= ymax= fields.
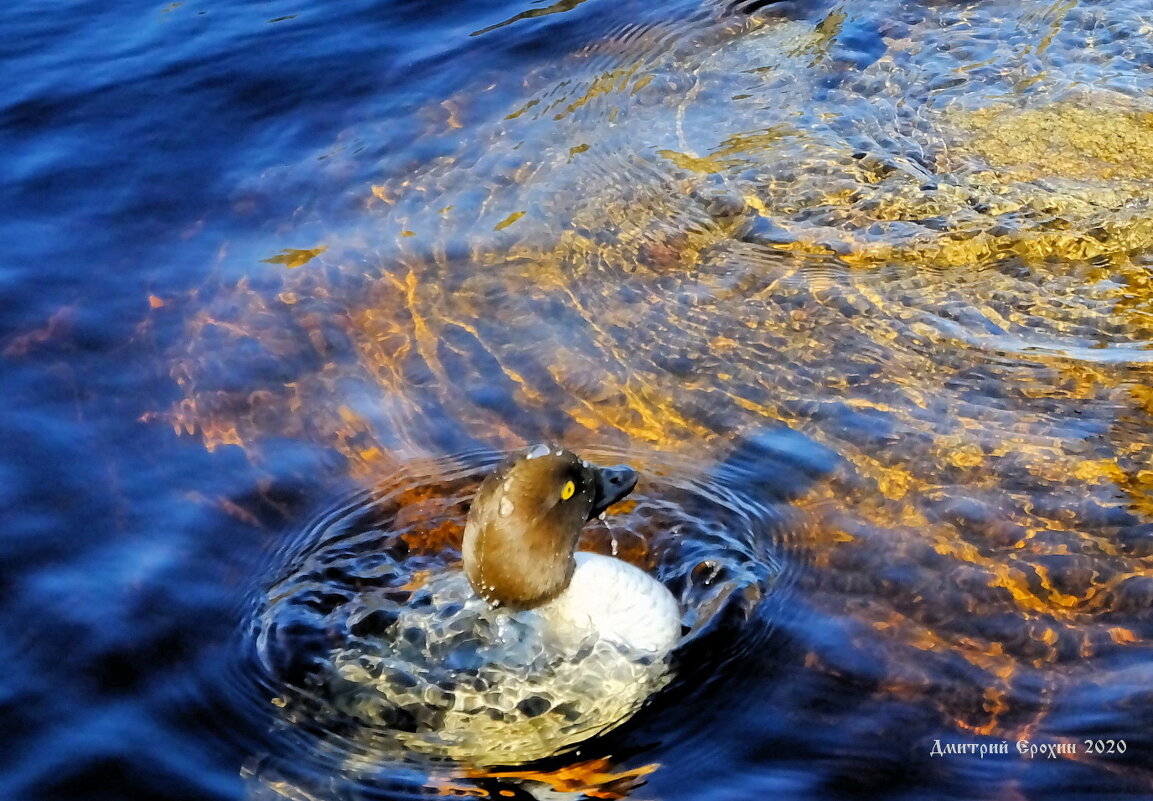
xmin=4 ymin=0 xmax=1153 ymax=799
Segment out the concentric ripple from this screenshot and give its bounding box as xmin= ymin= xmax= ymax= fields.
xmin=168 ymin=0 xmax=1153 ymax=795
xmin=243 ymin=446 xmax=792 ymax=798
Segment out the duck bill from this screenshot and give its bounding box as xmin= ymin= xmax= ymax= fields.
xmin=588 ymin=464 xmax=639 ymax=519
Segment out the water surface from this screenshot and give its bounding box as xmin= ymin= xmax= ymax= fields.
xmin=4 ymin=0 xmax=1153 ymax=799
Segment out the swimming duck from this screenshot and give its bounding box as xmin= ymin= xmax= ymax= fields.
xmin=327 ymin=445 xmax=682 ymax=765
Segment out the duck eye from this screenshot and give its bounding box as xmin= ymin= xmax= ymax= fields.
xmin=560 ymin=480 xmax=576 ymax=501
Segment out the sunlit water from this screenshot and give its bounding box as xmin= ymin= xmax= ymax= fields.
xmin=245 ymin=446 xmax=789 ymax=797
xmin=4 ymin=0 xmax=1153 ymax=798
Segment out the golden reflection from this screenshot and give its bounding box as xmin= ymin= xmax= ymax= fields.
xmin=471 ymin=0 xmax=592 ymax=38
xmin=951 ymin=99 xmax=1153 ymax=181
xmin=470 ymin=759 xmax=658 ymax=799
xmin=175 ymin=2 xmax=1153 ymax=790
xmin=424 ymin=758 xmax=656 ymax=800
xmin=261 ymin=247 xmax=328 ymax=268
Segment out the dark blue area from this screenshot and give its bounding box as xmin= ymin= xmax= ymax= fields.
xmin=0 ymin=1 xmax=623 ymax=798
xmin=4 ymin=0 xmax=1152 ymax=798
xmin=715 ymin=425 xmax=842 ymax=499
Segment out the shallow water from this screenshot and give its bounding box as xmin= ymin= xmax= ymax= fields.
xmin=4 ymin=0 xmax=1153 ymax=798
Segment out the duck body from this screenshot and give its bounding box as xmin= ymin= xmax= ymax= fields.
xmin=538 ymin=551 xmax=681 ymax=654
xmin=325 ymin=446 xmax=682 ymax=765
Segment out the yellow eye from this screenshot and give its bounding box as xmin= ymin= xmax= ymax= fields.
xmin=560 ymin=480 xmax=576 ymax=500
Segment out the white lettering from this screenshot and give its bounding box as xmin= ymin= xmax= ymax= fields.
xmin=1016 ymin=740 xmax=1077 ymax=758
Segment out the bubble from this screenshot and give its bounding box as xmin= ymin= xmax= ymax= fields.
xmin=525 ymin=443 xmax=551 ymax=460
xmin=499 ymin=496 xmax=515 ymax=518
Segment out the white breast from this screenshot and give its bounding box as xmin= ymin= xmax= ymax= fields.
xmin=537 ymin=552 xmax=682 ymax=655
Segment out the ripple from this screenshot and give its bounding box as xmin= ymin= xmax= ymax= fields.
xmin=171 ymin=2 xmax=1153 ymax=795
xmin=242 ymin=445 xmax=795 ymax=797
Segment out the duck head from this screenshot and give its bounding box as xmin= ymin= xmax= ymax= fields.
xmin=463 ymin=445 xmax=638 ymax=610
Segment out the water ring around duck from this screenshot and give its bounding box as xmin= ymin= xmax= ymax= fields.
xmin=240 ymin=444 xmax=800 ymax=798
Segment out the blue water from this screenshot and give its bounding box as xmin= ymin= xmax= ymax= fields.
xmin=5 ymin=0 xmax=1153 ymax=799
xmin=0 ymin=2 xmax=616 ymax=797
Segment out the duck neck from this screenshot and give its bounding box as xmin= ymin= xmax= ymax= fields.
xmin=463 ymin=514 xmax=576 ymax=610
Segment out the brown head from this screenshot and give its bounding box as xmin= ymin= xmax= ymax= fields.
xmin=462 ymin=445 xmax=638 ymax=610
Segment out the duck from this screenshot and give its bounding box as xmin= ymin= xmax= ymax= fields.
xmin=326 ymin=444 xmax=683 ymax=765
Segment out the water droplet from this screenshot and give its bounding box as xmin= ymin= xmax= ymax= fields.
xmin=526 ymin=443 xmax=550 ymax=459
xmin=500 ymin=496 xmax=515 ymax=517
